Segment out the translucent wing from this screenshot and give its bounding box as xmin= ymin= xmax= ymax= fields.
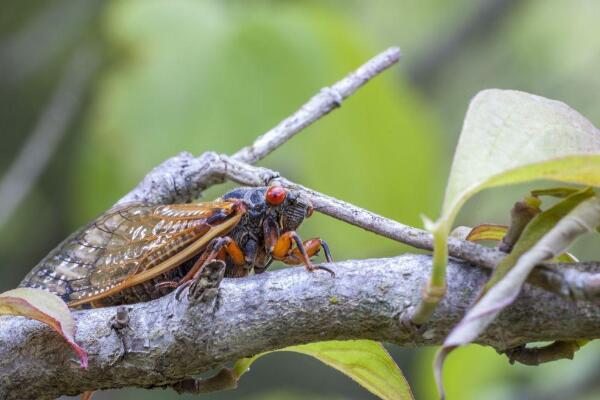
xmin=20 ymin=201 xmax=241 ymax=305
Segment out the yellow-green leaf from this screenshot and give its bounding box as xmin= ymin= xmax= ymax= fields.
xmin=531 ymin=187 xmax=581 ymax=198
xmin=0 ymin=288 xmax=88 ymax=368
xmin=465 ymin=224 xmax=508 ymax=242
xmin=234 ymin=340 xmax=413 ymax=400
xmin=427 ymin=89 xmax=600 ymax=293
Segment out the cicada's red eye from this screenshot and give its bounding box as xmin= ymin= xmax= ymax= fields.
xmin=265 ymin=186 xmax=287 ymax=206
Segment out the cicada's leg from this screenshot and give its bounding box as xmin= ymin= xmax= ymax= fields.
xmin=170 ymin=237 xmax=246 ymax=300
xmin=216 ymin=239 xmax=250 ymax=278
xmin=157 ymin=237 xmax=245 ymax=292
xmin=155 ymin=247 xmax=213 ymax=291
xmin=270 ymin=231 xmax=334 ymax=276
xmin=278 ymin=238 xmax=334 ymax=265
xmin=183 ymin=236 xmax=245 ymax=281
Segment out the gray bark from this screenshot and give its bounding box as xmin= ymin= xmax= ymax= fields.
xmin=1 ymin=254 xmax=599 ymax=399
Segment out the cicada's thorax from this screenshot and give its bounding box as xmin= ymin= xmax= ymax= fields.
xmin=221 ymin=186 xmax=312 ymax=277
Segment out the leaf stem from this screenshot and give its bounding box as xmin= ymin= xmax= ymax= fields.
xmin=411 ymin=224 xmax=449 ymax=325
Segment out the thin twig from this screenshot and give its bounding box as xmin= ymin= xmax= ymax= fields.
xmin=499 ymin=197 xmax=541 ymax=253
xmin=0 ymin=47 xmax=99 ymax=228
xmin=503 ymin=340 xmax=584 ymax=366
xmin=119 ymin=150 xmax=600 ymax=303
xmin=232 ymin=47 xmax=401 ymax=164
xmin=118 ymin=47 xmax=403 ymax=206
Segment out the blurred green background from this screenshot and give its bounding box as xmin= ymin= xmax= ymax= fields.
xmin=1 ymin=1 xmax=600 ymax=399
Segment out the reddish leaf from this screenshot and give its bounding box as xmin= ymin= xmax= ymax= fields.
xmin=0 ymin=288 xmax=88 ymax=368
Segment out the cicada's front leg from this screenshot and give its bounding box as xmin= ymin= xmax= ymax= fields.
xmin=273 ymin=234 xmax=334 ymax=265
xmin=265 ymin=220 xmax=335 ymax=276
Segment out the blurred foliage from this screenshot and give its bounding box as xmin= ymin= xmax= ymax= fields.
xmin=78 ymin=1 xmax=440 ymax=262
xmin=2 ymin=1 xmax=600 ymax=400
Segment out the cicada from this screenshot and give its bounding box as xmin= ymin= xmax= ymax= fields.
xmin=19 ymin=186 xmax=333 ymax=308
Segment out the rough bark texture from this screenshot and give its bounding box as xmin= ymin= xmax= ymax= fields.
xmin=1 ymin=254 xmax=599 ymax=399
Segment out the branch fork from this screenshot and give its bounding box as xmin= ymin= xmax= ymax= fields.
xmin=3 ymin=46 xmax=600 ymax=399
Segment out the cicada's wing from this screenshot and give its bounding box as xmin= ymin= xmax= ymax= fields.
xmin=20 ymin=201 xmax=242 ymax=306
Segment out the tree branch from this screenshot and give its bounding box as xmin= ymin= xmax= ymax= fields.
xmin=3 ymin=255 xmax=600 ymax=399
xmin=6 ymin=46 xmax=600 ymax=399
xmin=117 ymin=151 xmax=600 ymax=304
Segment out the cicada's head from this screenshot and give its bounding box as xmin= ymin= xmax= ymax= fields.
xmin=222 ymin=185 xmax=313 ymax=232
xmin=266 ymin=186 xmax=313 ymax=232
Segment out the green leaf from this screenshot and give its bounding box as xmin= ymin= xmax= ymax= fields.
xmin=234 ymin=340 xmax=413 ymax=400
xmin=531 ymin=187 xmax=582 ymax=198
xmin=0 ymin=288 xmax=88 ymax=368
xmin=232 ymin=354 xmax=261 ymax=379
xmin=442 ymin=91 xmax=600 ymax=218
xmin=435 ymin=191 xmax=600 ymax=399
xmin=426 ymin=89 xmax=600 ymax=298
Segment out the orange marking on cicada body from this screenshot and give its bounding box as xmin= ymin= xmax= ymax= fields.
xmin=270 ymin=231 xmax=334 ymax=276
